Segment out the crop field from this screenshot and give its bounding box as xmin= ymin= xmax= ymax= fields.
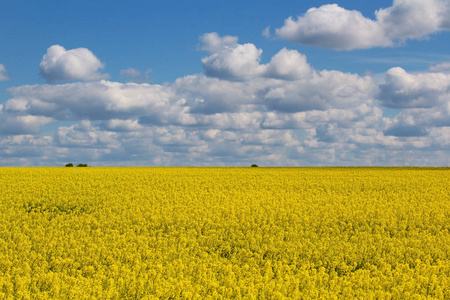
xmin=0 ymin=167 xmax=449 ymax=299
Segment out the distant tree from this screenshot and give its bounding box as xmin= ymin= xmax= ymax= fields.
xmin=76 ymin=164 xmax=88 ymax=167
xmin=251 ymin=164 xmax=259 ymax=167
xmin=65 ymin=163 xmax=74 ymax=167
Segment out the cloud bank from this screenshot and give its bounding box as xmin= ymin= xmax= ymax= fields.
xmin=1 ymin=34 xmax=449 ymax=166
xmin=275 ymin=0 xmax=450 ymax=50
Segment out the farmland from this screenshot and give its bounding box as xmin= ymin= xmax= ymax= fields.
xmin=0 ymin=167 xmax=449 ymax=299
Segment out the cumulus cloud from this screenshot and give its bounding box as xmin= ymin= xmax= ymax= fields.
xmin=378 ymin=67 xmax=450 ymax=108
xmin=200 ymin=33 xmax=314 ymax=81
xmin=201 ymin=41 xmax=265 ymax=80
xmin=263 ymin=48 xmax=311 ymax=80
xmin=0 ymin=64 xmax=9 ymax=81
xmin=274 ymin=0 xmax=450 ymax=50
xmin=1 ymin=33 xmax=449 ymax=167
xmin=198 ymin=32 xmax=375 ymax=114
xmin=430 ymin=62 xmax=450 ymax=73
xmin=172 ymin=64 xmax=373 ymax=116
xmin=199 ymin=32 xmax=238 ymax=53
xmin=6 ymin=80 xmax=173 ymax=120
xmin=383 ymin=103 xmax=450 ymax=138
xmin=2 ymin=34 xmax=382 ymax=166
xmin=275 ymin=4 xmax=390 ymax=50
xmin=0 ymin=135 xmax=54 ymax=167
xmin=378 ymin=67 xmax=450 ymax=142
xmin=260 ymin=102 xmax=382 ymax=130
xmin=172 ymin=74 xmax=255 ymax=114
xmin=376 ymin=0 xmax=446 ymax=41
xmin=263 ymin=70 xmax=374 ymax=112
xmin=55 ymin=120 xmax=120 ymax=148
xmin=39 ymin=45 xmax=110 ymax=82
xmin=0 ymin=113 xmax=53 ymax=135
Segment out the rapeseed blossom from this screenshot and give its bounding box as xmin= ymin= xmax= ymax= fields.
xmin=0 ymin=167 xmax=449 ymax=298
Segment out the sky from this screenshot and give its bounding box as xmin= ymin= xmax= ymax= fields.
xmin=0 ymin=0 xmax=449 ymax=167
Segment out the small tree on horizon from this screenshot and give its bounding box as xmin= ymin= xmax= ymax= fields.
xmin=251 ymin=164 xmax=259 ymax=167
xmin=65 ymin=163 xmax=74 ymax=167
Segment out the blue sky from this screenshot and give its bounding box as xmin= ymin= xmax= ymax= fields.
xmin=0 ymin=0 xmax=449 ymax=166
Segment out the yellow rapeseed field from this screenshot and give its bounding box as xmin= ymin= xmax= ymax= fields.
xmin=0 ymin=167 xmax=449 ymax=299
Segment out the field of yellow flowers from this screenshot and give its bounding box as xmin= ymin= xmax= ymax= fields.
xmin=0 ymin=167 xmax=449 ymax=299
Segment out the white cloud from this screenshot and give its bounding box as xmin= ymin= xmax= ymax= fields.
xmin=199 ymin=32 xmax=238 ymax=53
xmin=275 ymin=0 xmax=450 ymax=50
xmin=0 ymin=113 xmax=53 ymax=135
xmin=263 ymin=70 xmax=374 ymax=112
xmin=3 ymin=98 xmax=29 ymax=112
xmin=199 ymin=34 xmax=313 ymax=81
xmin=172 ymin=74 xmax=256 ymax=114
xmin=375 ymin=0 xmax=446 ymax=41
xmin=201 ymin=42 xmax=266 ymax=80
xmin=430 ymin=62 xmax=450 ymax=73
xmin=100 ymin=119 xmax=144 ymax=132
xmin=6 ymin=80 xmax=173 ymax=120
xmin=0 ymin=64 xmax=9 ymax=81
xmin=378 ymin=67 xmax=450 ymax=142
xmin=55 ymin=120 xmax=120 ymax=148
xmin=196 ymin=34 xmax=373 ymax=114
xmin=260 ymin=102 xmax=382 ymax=130
xmin=442 ymin=2 xmax=450 ymax=30
xmin=378 ymin=67 xmax=450 ymax=108
xmin=1 ymin=33 xmax=449 ymax=167
xmin=275 ymin=4 xmax=390 ymax=50
xmin=262 ymin=26 xmax=271 ymax=38
xmin=383 ymin=103 xmax=450 ymax=137
xmin=120 ymin=68 xmax=152 ymax=83
xmin=0 ymin=135 xmax=54 ymax=167
xmin=429 ymin=127 xmax=450 ymax=147
xmin=120 ymin=68 xmax=141 ymax=77
xmin=263 ymin=48 xmax=311 ymax=80
xmin=39 ymin=45 xmax=110 ymax=82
